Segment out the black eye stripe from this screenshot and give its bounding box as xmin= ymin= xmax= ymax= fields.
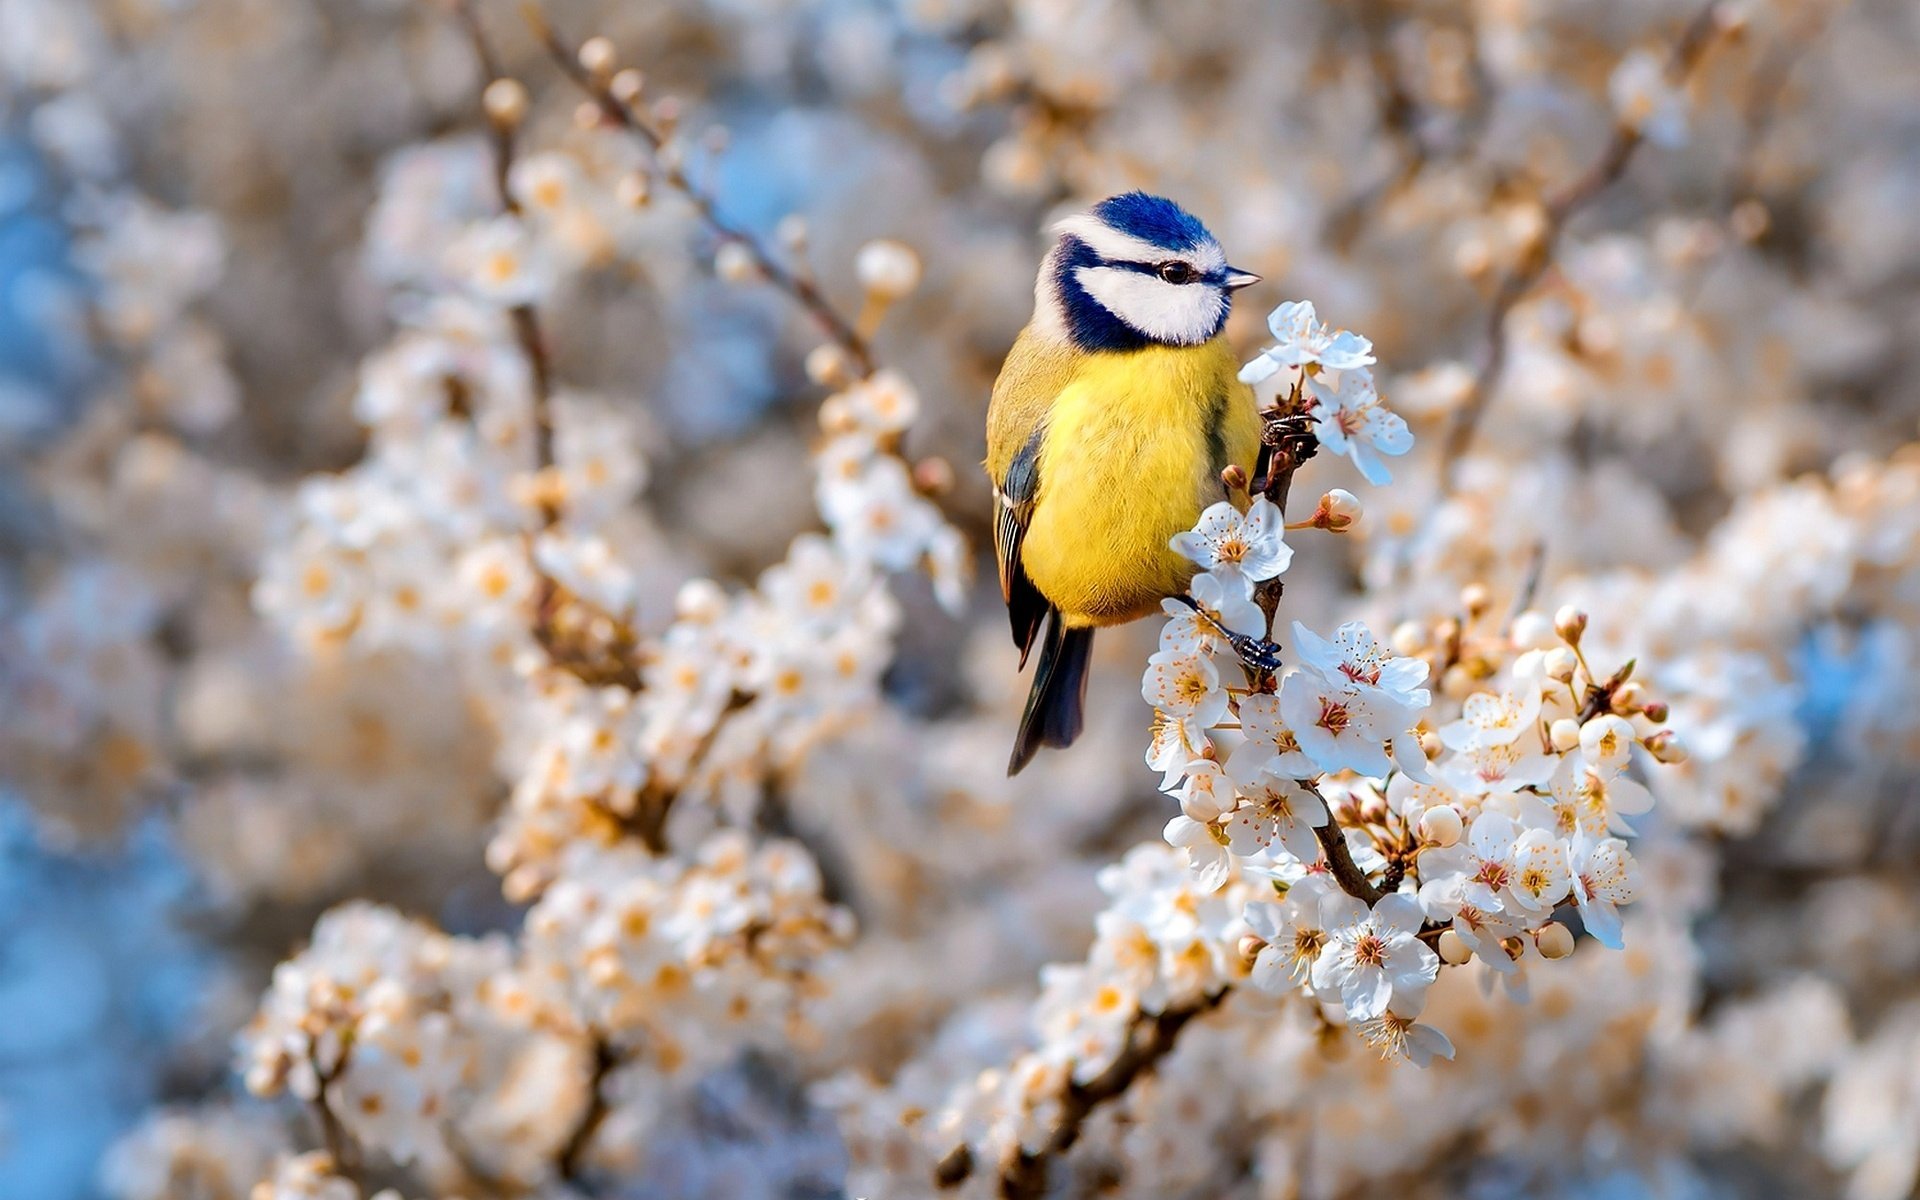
xmin=1109 ymin=259 xmax=1209 ymax=283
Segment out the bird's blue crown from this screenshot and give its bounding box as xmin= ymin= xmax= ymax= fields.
xmin=1090 ymin=191 xmax=1213 ymax=253
xmin=1041 ymin=192 xmax=1253 ymax=352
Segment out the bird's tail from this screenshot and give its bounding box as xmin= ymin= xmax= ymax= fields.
xmin=1008 ymin=616 xmax=1095 ymax=776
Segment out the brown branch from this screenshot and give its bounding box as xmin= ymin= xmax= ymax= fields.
xmin=556 ymin=1036 xmax=620 ymax=1183
xmin=451 ymin=0 xmax=646 ymax=695
xmin=1437 ymin=1 xmax=1730 ymax=490
xmin=309 ymin=1050 xmax=365 ymax=1189
xmin=523 ymin=4 xmax=875 ymax=378
xmin=1313 ymin=818 xmax=1387 ymax=906
xmin=934 ymin=989 xmax=1230 ymax=1197
xmin=1576 ymin=658 xmax=1637 ymax=723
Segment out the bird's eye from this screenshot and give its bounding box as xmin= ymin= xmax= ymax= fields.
xmin=1156 ymin=261 xmax=1196 ymax=284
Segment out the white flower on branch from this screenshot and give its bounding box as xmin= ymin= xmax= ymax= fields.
xmin=1310 ymin=893 xmax=1439 ymax=1023
xmin=1304 ymin=366 xmax=1413 ymax=486
xmin=1356 ymin=1009 xmax=1457 ymax=1067
xmin=1546 ymin=745 xmax=1656 ymax=838
xmin=1290 ymin=619 xmax=1432 ymax=709
xmin=1224 ymin=774 xmax=1330 ymax=863
xmin=1278 ymin=663 xmax=1420 ymax=779
xmin=1238 ymin=299 xmax=1376 ymax=384
xmin=1170 ymin=498 xmax=1292 ymax=582
xmin=1144 ymin=649 xmax=1230 ymax=746
xmin=1226 ymin=691 xmax=1320 ymax=786
xmin=1418 ymin=811 xmax=1565 ymax=921
xmin=1244 ymin=876 xmax=1335 ymax=993
xmin=1567 ymin=832 xmax=1641 ymax=950
xmin=448 ymin=215 xmax=557 ymax=306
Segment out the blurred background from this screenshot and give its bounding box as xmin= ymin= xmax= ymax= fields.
xmin=2 ymin=0 xmax=1919 ymax=1197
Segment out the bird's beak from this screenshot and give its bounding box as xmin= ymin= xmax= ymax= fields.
xmin=1224 ymin=268 xmax=1261 ymax=291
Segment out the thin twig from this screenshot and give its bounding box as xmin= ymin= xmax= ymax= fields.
xmin=1437 ymin=1 xmax=1729 ymax=489
xmin=556 ymin=1036 xmax=620 ymax=1182
xmin=522 ymin=3 xmax=876 ymax=378
xmin=309 ymin=1051 xmax=365 ymax=1190
xmin=452 ymin=0 xmax=644 ymax=692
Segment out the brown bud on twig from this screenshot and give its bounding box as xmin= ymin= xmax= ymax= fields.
xmin=806 ymin=344 xmax=855 ymax=389
xmin=610 ymin=67 xmax=645 ymax=104
xmin=483 ymin=78 xmax=529 ymax=127
xmin=578 ymin=35 xmax=618 ymax=79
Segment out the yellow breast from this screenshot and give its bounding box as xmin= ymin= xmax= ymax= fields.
xmin=1021 ymin=337 xmax=1259 ymax=627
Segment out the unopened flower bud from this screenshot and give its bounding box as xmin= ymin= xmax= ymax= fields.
xmin=1554 ymin=605 xmax=1588 ymax=644
xmin=1461 ymin=582 xmax=1492 ymax=617
xmin=1499 ymin=936 xmax=1526 ymax=962
xmin=1220 ymin=464 xmax=1249 ymax=493
xmin=1312 ymin=488 xmax=1362 ymax=532
xmin=1510 ymin=610 xmax=1555 ymax=650
xmin=816 ymin=394 xmax=854 ymax=435
xmin=572 ymin=100 xmax=603 ymax=130
xmin=1391 ymin=620 xmax=1429 ymax=656
xmin=777 ymin=214 xmax=809 ymax=253
xmin=675 ymin=578 xmax=728 ymax=623
xmin=715 ymin=240 xmax=758 ymax=282
xmin=1544 ymin=646 xmax=1578 ymax=683
xmin=1549 ymin=717 xmax=1581 ymax=753
xmin=482 ymin=78 xmax=529 ymax=127
xmin=1419 ymin=729 xmax=1443 ymax=759
xmin=1641 ymin=700 xmax=1669 ymax=724
xmin=1535 ymin=922 xmax=1576 ymax=960
xmin=1615 ymin=681 xmax=1647 ymax=712
xmin=1237 ymin=934 xmax=1266 ymax=967
xmin=1437 ymin=929 xmax=1472 ymax=965
xmin=1417 ymin=804 xmax=1462 ymax=847
xmin=578 ymin=36 xmax=618 ymax=78
xmin=856 ymin=239 xmax=922 ymax=301
xmin=650 ymin=96 xmax=682 ymax=134
xmin=615 ymin=171 xmax=651 ymax=208
xmin=1646 ymin=730 xmax=1689 ymax=764
xmin=1441 ymin=664 xmax=1476 ymax=700
xmin=913 ymin=457 xmax=955 ymax=496
xmin=806 ymin=343 xmax=855 ymax=388
xmin=610 ymin=67 xmax=645 ymax=104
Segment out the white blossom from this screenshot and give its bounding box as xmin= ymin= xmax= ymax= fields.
xmin=1310 ymin=893 xmax=1440 ymax=1022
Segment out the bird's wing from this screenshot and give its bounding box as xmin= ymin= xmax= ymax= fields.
xmin=994 ymin=427 xmax=1048 ymax=665
xmin=986 ymin=328 xmax=1075 ymax=666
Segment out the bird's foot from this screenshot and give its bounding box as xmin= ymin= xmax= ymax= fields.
xmin=1225 ymin=629 xmax=1284 ymax=674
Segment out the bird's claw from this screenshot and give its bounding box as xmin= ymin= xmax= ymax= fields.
xmin=1226 ymin=630 xmax=1284 ymax=673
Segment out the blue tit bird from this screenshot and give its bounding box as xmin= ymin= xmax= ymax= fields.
xmin=987 ymin=191 xmax=1263 ymax=775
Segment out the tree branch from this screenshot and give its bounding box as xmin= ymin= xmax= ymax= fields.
xmin=556 ymin=1036 xmax=620 ymax=1183
xmin=451 ymin=0 xmax=644 ymax=692
xmin=1313 ymin=818 xmax=1386 ymax=906
xmin=522 ymin=4 xmax=876 ymax=378
xmin=937 ymin=990 xmax=1230 ymax=1197
xmin=1437 ymin=1 xmax=1730 ymax=490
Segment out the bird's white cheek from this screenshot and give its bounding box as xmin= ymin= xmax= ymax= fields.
xmin=1075 ymin=267 xmax=1224 ymax=345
